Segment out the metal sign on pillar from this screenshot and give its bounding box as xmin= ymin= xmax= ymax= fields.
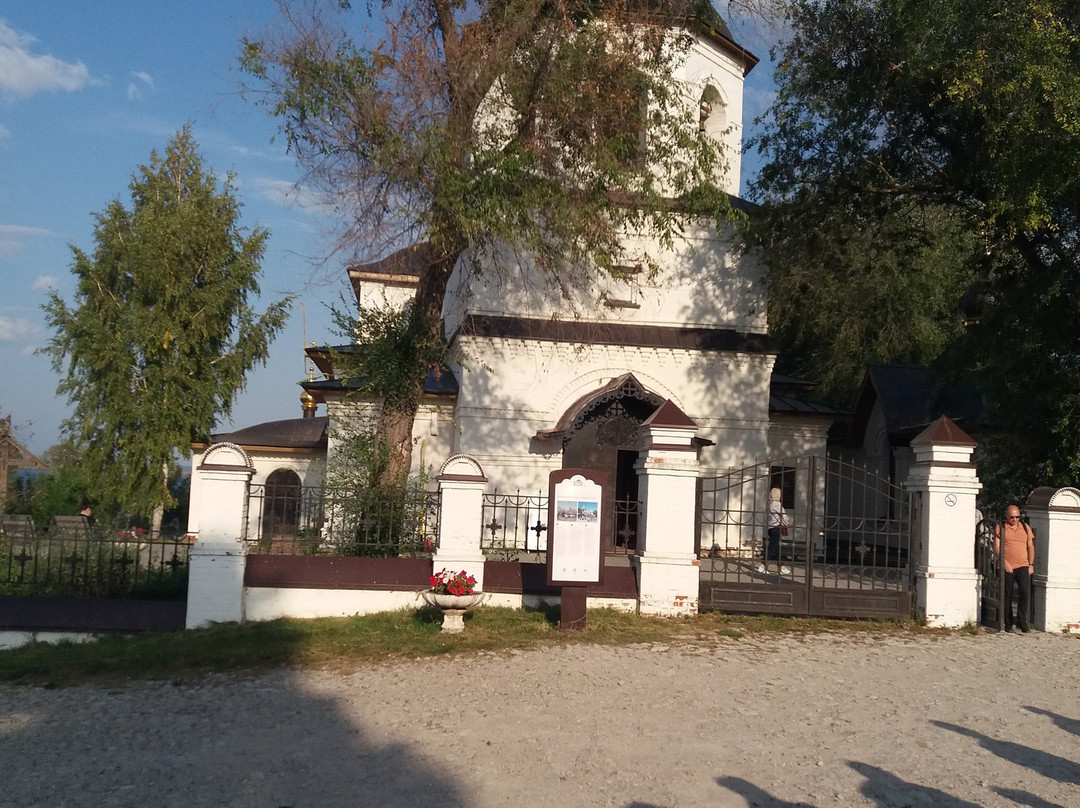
xmin=546 ymin=468 xmax=606 ymax=630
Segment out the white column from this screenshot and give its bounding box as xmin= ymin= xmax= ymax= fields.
xmin=433 ymin=455 xmax=488 ymax=591
xmin=904 ymin=417 xmax=981 ymax=628
xmin=636 ymin=422 xmax=700 ymax=617
xmin=186 ymin=443 xmax=252 ymax=629
xmin=1026 ymin=486 xmax=1080 ymax=633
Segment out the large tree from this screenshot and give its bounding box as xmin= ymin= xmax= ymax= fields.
xmin=44 ymin=128 xmax=290 ymax=522
xmin=750 ymin=0 xmax=1080 ymax=496
xmin=241 ymin=0 xmax=747 ymax=483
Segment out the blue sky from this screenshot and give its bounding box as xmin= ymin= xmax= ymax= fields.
xmin=0 ymin=2 xmax=777 ymax=457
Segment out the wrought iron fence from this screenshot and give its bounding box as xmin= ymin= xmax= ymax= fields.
xmin=245 ymin=483 xmax=440 ymax=557
xmin=480 ymin=490 xmax=641 ymax=560
xmin=611 ymin=497 xmax=640 ymax=554
xmin=0 ymin=515 xmax=189 ymax=599
xmin=481 ymin=490 xmax=549 ymax=560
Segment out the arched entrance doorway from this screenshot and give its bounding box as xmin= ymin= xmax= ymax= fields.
xmin=262 ymin=468 xmax=302 ymax=542
xmin=560 ymin=375 xmax=663 ymax=554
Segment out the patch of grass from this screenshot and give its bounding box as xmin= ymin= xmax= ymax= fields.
xmin=0 ymin=605 xmax=940 ymax=688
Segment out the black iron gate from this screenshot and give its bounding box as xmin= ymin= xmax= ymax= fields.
xmin=697 ymin=456 xmax=914 ymax=619
xmin=975 ymin=516 xmax=1004 ymax=630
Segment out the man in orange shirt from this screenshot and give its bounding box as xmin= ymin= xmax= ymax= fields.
xmin=994 ymin=505 xmax=1035 ymax=633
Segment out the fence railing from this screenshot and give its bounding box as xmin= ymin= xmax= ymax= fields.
xmin=480 ymin=491 xmax=641 ymax=560
xmin=481 ymin=490 xmax=549 ymax=560
xmin=245 ymin=483 xmax=440 ymax=558
xmin=0 ymin=516 xmax=189 ymax=599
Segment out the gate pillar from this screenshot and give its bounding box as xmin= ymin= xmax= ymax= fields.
xmin=434 ymin=455 xmax=488 ymax=592
xmin=186 ymin=443 xmax=252 ymax=629
xmin=1025 ymin=486 xmax=1080 ymax=633
xmin=904 ymin=417 xmax=981 ymax=627
xmin=635 ymin=405 xmax=700 ymax=616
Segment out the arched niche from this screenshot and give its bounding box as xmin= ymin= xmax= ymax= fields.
xmin=699 ymin=84 xmax=727 ymax=141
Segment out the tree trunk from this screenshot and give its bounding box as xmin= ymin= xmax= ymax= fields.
xmin=378 ymin=406 xmax=418 ymax=488
xmin=151 ymin=504 xmax=164 ymax=540
xmin=150 ymin=460 xmax=168 ymax=538
xmin=376 ymin=242 xmax=462 ymax=485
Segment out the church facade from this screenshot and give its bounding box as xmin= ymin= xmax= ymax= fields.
xmin=190 ymin=15 xmax=840 ymax=549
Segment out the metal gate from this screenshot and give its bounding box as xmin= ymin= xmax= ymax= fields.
xmin=975 ymin=516 xmax=1004 ymax=629
xmin=697 ymin=456 xmax=914 ymax=619
xmin=976 ymin=514 xmax=1036 ymax=631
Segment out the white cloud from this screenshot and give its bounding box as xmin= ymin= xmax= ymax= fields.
xmin=0 ymin=20 xmax=92 ymax=99
xmin=0 ymin=315 xmax=37 ymax=342
xmin=0 ymin=224 xmax=51 ymax=254
xmin=126 ymin=70 xmax=154 ymax=101
xmin=32 ymin=275 xmax=58 ymax=292
xmin=254 ymin=177 xmax=332 ymax=212
xmin=0 ymin=123 xmax=9 ymax=142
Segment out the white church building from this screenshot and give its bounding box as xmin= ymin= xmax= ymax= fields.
xmin=189 ymin=13 xmax=840 ymax=557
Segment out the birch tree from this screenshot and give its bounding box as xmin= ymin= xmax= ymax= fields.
xmin=43 ymin=127 xmax=290 ymax=525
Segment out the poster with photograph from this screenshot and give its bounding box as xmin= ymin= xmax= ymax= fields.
xmin=548 ymin=471 xmax=604 ymax=584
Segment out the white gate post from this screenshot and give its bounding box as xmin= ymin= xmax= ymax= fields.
xmin=1025 ymin=486 xmax=1080 ymax=633
xmin=434 ymin=455 xmax=488 ymax=591
xmin=904 ymin=417 xmax=981 ymax=627
xmin=186 ymin=443 xmax=253 ymax=629
xmin=635 ymin=403 xmax=700 ymax=616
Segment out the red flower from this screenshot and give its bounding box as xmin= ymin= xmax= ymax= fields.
xmin=429 ymin=568 xmax=477 ymax=595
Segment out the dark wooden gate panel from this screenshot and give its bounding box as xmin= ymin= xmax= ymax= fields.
xmin=697 ymin=456 xmax=914 ymax=620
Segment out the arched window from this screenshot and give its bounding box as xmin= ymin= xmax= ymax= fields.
xmin=699 ymin=85 xmax=726 ymax=141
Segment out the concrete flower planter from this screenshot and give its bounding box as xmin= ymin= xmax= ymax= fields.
xmin=420 ymin=591 xmax=486 ymax=634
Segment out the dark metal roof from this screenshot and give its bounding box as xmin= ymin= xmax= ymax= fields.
xmin=347 ymin=242 xmax=429 ymax=279
xmin=771 ymin=373 xmax=819 ymax=393
xmin=208 ymin=416 xmax=328 ymax=451
xmin=303 ymin=366 xmax=459 ymax=399
xmin=305 ymin=344 xmax=458 ymax=396
xmin=769 ymin=393 xmax=849 ymax=417
xmin=848 ymin=363 xmax=987 ymax=447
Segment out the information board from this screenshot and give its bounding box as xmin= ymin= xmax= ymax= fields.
xmin=547 ymin=468 xmax=606 ymax=586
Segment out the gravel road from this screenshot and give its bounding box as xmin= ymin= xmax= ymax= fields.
xmin=2 ymin=630 xmax=1078 ymax=807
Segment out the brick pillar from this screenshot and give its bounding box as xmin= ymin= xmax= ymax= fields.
xmin=904 ymin=417 xmax=981 ymax=627
xmin=434 ymin=455 xmax=488 ymax=591
xmin=635 ymin=402 xmax=701 ymax=616
xmin=186 ymin=443 xmax=252 ymax=629
xmin=1026 ymin=486 xmax=1080 ymax=633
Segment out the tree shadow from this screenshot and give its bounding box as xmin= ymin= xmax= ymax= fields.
xmin=717 ymin=764 xmax=1057 ymax=808
xmin=0 ymin=671 xmax=467 ymax=807
xmin=848 ymin=762 xmax=983 ymax=807
xmin=716 ymin=775 xmax=817 ymax=806
xmin=993 ymin=789 xmax=1069 ymax=808
xmin=1024 ymin=706 xmax=1080 ymax=738
xmin=931 ymin=720 xmax=1080 ymax=785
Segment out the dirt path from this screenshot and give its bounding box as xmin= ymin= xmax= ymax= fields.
xmin=2 ymin=630 xmax=1078 ymax=807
